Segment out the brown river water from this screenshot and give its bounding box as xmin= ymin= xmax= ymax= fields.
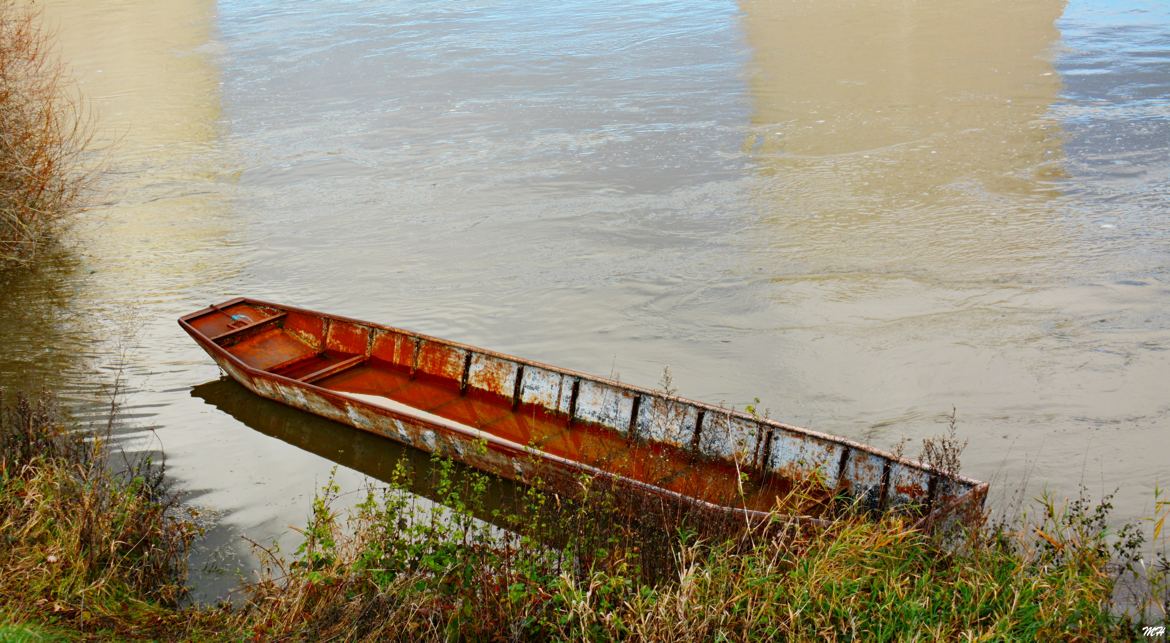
xmin=1 ymin=0 xmax=1167 ymax=601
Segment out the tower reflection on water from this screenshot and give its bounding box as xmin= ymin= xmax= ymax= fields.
xmin=740 ymin=0 xmax=1066 ymax=272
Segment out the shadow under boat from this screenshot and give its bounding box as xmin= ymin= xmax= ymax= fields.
xmin=190 ymin=377 xmax=529 ymax=524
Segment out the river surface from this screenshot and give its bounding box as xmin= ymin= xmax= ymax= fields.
xmin=2 ymin=0 xmax=1167 ymax=601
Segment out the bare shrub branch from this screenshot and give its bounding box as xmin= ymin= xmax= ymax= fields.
xmin=0 ymin=1 xmax=93 ymax=265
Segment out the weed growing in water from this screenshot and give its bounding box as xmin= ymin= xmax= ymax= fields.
xmin=920 ymin=406 xmax=968 ymax=477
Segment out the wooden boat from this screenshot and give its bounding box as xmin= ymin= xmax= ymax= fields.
xmin=180 ymin=298 xmax=988 ymax=527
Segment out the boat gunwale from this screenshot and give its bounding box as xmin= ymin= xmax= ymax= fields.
xmin=179 ymin=297 xmax=989 ymax=523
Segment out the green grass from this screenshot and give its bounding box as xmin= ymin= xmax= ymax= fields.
xmin=1 ymin=390 xmax=1165 ymax=641
xmin=0 ymin=621 xmax=74 ymax=642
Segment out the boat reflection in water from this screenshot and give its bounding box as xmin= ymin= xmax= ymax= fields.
xmin=190 ymin=377 xmax=528 ymax=523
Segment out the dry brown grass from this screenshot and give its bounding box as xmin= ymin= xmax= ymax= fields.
xmin=0 ymin=0 xmax=91 ymax=266
xmin=0 ymin=390 xmax=200 ymax=638
xmin=920 ymin=407 xmax=968 ymax=478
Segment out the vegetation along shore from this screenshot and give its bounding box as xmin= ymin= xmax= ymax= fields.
xmin=0 ymin=390 xmax=1166 ymax=640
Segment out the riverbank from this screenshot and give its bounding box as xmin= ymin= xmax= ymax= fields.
xmin=1 ymin=390 xmax=1164 ymax=640
xmin=0 ymin=391 xmax=204 ymax=638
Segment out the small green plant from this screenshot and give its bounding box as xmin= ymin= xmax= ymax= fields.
xmin=291 ymin=468 xmax=341 ymax=582
xmin=1134 ymin=483 xmax=1170 ymax=624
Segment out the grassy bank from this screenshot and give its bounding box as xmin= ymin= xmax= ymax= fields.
xmin=0 ymin=391 xmax=1166 ymax=640
xmin=227 ymin=466 xmax=1161 ymax=641
xmin=0 ymin=392 xmax=202 ymax=639
xmin=0 ymin=1 xmax=90 ymax=266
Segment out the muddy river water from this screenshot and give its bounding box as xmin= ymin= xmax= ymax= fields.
xmin=1 ymin=0 xmax=1167 ymax=600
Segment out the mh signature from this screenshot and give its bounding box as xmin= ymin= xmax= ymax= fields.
xmin=1145 ymin=625 xmax=1166 ymax=638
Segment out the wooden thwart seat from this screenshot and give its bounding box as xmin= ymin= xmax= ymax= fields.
xmin=209 ymin=313 xmax=287 ymax=342
xmin=300 ymin=355 xmax=366 ymax=384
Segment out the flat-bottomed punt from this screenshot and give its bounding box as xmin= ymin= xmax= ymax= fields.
xmin=181 ymin=298 xmax=987 ymax=525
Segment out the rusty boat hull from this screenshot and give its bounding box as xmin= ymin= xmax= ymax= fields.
xmin=180 ymin=298 xmax=988 ymax=527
